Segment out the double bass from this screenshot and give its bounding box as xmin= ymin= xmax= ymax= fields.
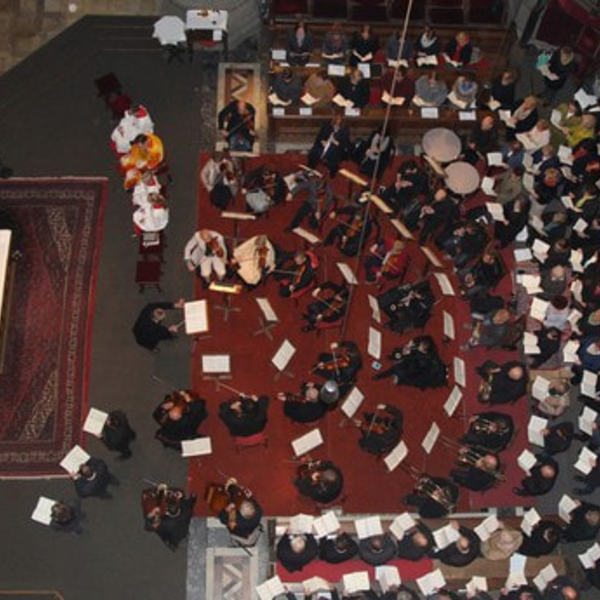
xmin=205 ymin=481 xmax=253 ymax=530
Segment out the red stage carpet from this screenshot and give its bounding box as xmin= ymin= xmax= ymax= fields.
xmin=0 ymin=178 xmax=106 ymax=477
xmin=188 ymin=153 xmax=475 ymax=516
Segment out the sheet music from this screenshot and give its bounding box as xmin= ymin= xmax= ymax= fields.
xmin=486 ymin=152 xmax=504 ymax=166
xmin=530 ymin=297 xmax=550 ymax=321
xmin=184 ymin=300 xmax=209 ymax=334
xmin=256 ymin=297 xmax=278 ymax=323
xmin=256 ymin=576 xmax=285 ymax=600
xmin=466 ymin=576 xmax=488 ymax=594
xmin=368 ymin=327 xmax=382 ymax=359
xmin=510 ymin=552 xmax=527 ymax=574
xmin=336 ymin=262 xmax=358 ymax=285
xmin=421 ymin=107 xmax=439 ymax=119
xmin=83 ymin=407 xmax=109 ymax=437
xmin=302 ymin=576 xmax=330 ymax=595
xmin=355 ymin=515 xmax=383 ymax=539
xmin=533 ymin=564 xmax=558 ymax=592
xmin=31 ymin=496 xmax=56 ymax=526
xmin=561 ymin=194 xmax=574 ymax=209
xmin=221 ymin=211 xmax=257 ymax=221
xmin=579 ymin=406 xmax=598 ymax=435
xmin=579 ymin=542 xmax=600 ymax=569
xmin=521 ymin=507 xmax=541 ymax=536
xmin=532 ymin=238 xmax=550 ymax=260
xmin=575 ymin=446 xmax=597 ymax=475
xmin=574 ymin=218 xmax=588 ymax=233
xmin=505 ymin=573 xmax=528 ymax=590
xmin=581 ymin=371 xmax=598 ymax=399
xmin=202 ymin=354 xmax=230 ymax=373
xmin=383 ymin=440 xmax=408 ymax=472
xmin=289 ymin=513 xmax=315 ymax=534
xmin=523 ymin=331 xmax=541 ymax=355
xmin=390 ymin=218 xmax=414 ymax=240
xmin=181 ymin=437 xmax=212 ymax=457
xmin=481 ymin=176 xmax=497 ymax=197
xmin=387 ymin=58 xmax=409 ymax=67
xmin=421 ymin=422 xmax=440 ymax=454
xmin=433 ymin=272 xmax=455 ymax=296
xmin=381 ymin=90 xmax=405 ymax=106
xmin=416 ymin=569 xmax=445 ymax=596
xmin=518 ymin=274 xmax=543 ymax=294
xmin=514 ymin=248 xmax=533 ymax=262
xmin=448 ymin=90 xmax=467 ymax=109
xmin=312 ymin=511 xmax=340 ymax=538
xmin=558 ymin=144 xmax=573 ymax=165
xmin=292 ymin=226 xmax=321 ymax=245
xmin=345 ymin=107 xmax=361 ymax=117
xmin=486 ymin=202 xmax=504 ymax=222
xmin=389 ymin=513 xmax=416 ymax=540
xmin=531 ymin=216 xmax=545 ymax=235
xmin=375 ymin=566 xmax=401 ymax=592
xmin=272 ymin=107 xmax=285 ymax=116
xmin=60 ymin=444 xmax=91 ymax=474
xmin=443 ymin=386 xmax=463 ymax=417
xmin=301 ymin=92 xmax=318 ymax=106
xmin=571 ymin=278 xmax=584 ymax=302
xmin=291 ymin=428 xmax=323 ymax=457
xmin=415 ymin=54 xmax=438 ymax=66
xmin=421 ymin=246 xmax=442 ymax=267
xmin=458 ymin=110 xmax=477 ymax=121
xmin=433 ymin=523 xmax=460 ymax=549
xmin=523 ymin=172 xmax=535 ymax=193
xmin=517 ymin=449 xmax=537 ymax=474
xmin=527 ymin=415 xmax=548 ymax=446
xmin=453 ymin=357 xmax=466 ymax=387
xmin=568 ymin=308 xmax=583 ymax=332
xmin=575 ymin=87 xmax=598 ymax=110
xmin=558 ymin=494 xmax=579 ymax=523
xmin=532 ymin=375 xmax=551 ymax=400
xmin=368 ymin=294 xmax=381 ymax=323
xmin=342 ymin=572 xmax=370 ymax=595
xmin=268 ymin=92 xmax=288 ymax=107
xmin=474 ymin=515 xmax=500 ymax=542
xmin=563 ymin=339 xmax=580 ymax=363
xmin=341 ymin=386 xmax=364 ymax=418
xmin=442 ymin=311 xmax=455 ymax=340
xmin=357 ymin=63 xmax=371 ymax=79
xmin=272 ymin=339 xmax=296 ymax=372
xmin=328 ymin=64 xmax=346 ymax=76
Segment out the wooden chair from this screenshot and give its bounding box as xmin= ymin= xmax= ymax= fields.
xmin=234 ymin=431 xmax=268 ymax=453
xmin=135 ymin=260 xmax=162 ymax=293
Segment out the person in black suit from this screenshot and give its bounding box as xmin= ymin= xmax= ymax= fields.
xmin=72 ymin=457 xmax=116 ymax=499
xmin=451 ymin=447 xmax=502 ymax=492
xmin=585 ymin=558 xmax=600 ymax=589
xmin=319 ymin=532 xmax=358 ymax=563
xmin=307 ymin=115 xmax=350 ymax=177
xmin=153 ymin=389 xmax=208 ymax=450
xmin=357 ymin=404 xmax=403 ymax=455
xmin=217 ymin=483 xmax=263 ymax=540
xmin=540 ymin=576 xmax=579 ymax=600
xmin=276 ymin=533 xmax=318 ymax=572
xmin=294 ymin=460 xmax=343 ymax=504
xmin=404 ymin=475 xmax=458 ymax=518
xmin=396 ymin=521 xmax=435 ymax=561
xmin=518 ymin=520 xmax=561 ymax=557
xmin=562 ymin=501 xmax=600 ymax=542
xmin=132 ymin=299 xmax=185 ymax=351
xmin=279 ymin=382 xmax=326 ymax=423
xmin=217 ymin=99 xmax=256 ymax=152
xmin=436 ymin=523 xmax=480 ymax=567
xmin=324 ymin=205 xmax=375 ymax=257
xmin=219 ymin=394 xmax=269 ymax=437
xmin=573 ymin=451 xmax=600 ymax=495
xmin=50 ymin=499 xmax=84 ymax=534
xmin=358 ymin=533 xmax=397 ymax=565
xmin=477 ymin=360 xmax=527 ymax=405
xmin=285 ymin=20 xmax=314 ymax=66
xmin=541 ymin=421 xmax=575 ymax=455
xmin=301 ymin=281 xmax=349 ymax=331
xmin=461 ymin=411 xmax=514 ymax=452
xmin=513 ymin=455 xmax=558 ymax=497
xmin=276 ymin=251 xmax=317 ymax=298
xmin=499 ymin=585 xmax=541 ymax=600
xmin=337 ymin=68 xmax=370 ymax=108
xmin=312 ymin=340 xmax=362 ymax=396
xmin=101 ymin=410 xmax=136 ymax=458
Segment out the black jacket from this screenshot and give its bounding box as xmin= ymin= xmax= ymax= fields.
xmin=132 ymin=302 xmax=175 ymax=350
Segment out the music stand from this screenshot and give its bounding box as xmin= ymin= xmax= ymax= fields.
xmin=201 ymin=354 xmax=232 ymax=390
xmin=209 ymin=281 xmax=242 ymax=322
xmin=221 ymin=211 xmax=256 ymax=246
xmin=271 ymin=339 xmax=296 ymax=381
xmin=253 ymin=297 xmax=279 ymax=340
xmin=183 ymin=299 xmax=211 ymax=353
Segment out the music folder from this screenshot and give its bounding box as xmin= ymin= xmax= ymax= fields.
xmin=533 ymin=563 xmax=558 ymax=592
xmin=355 ymin=515 xmax=383 ymax=540
xmin=383 ymin=440 xmax=408 ymax=472
xmin=83 ymin=407 xmax=109 ymax=437
xmin=579 ymin=406 xmax=598 ymax=435
xmin=517 ymin=449 xmax=537 ymax=474
xmin=302 ymin=576 xmax=330 ymax=595
xmin=466 ymin=576 xmax=488 ymax=594
xmin=291 ymin=428 xmax=323 ymax=457
xmin=575 ymin=446 xmax=597 ymax=475
xmin=389 ymin=513 xmax=416 ymax=540
xmin=312 ymin=511 xmax=340 ymax=538
xmin=60 ymin=444 xmax=90 ymax=474
xmin=181 ymin=437 xmax=212 ymax=457
xmin=579 ymin=542 xmax=600 ymax=569
xmin=31 ymin=496 xmax=56 ymax=526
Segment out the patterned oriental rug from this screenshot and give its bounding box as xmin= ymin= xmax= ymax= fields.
xmin=0 ymin=178 xmax=106 ymax=477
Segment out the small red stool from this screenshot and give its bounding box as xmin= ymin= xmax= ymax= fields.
xmin=234 ymin=431 xmax=268 ymax=453
xmin=135 ymin=260 xmax=162 ymax=293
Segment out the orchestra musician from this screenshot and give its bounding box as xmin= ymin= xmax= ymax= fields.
xmin=377 ymin=280 xmax=435 ymax=334
xmin=217 ymin=99 xmax=256 ymax=152
xmin=141 ymin=482 xmax=196 ymax=550
xmin=278 ymin=381 xmax=327 ymax=423
xmin=312 ymin=340 xmax=362 ymax=395
xmin=324 ymin=204 xmax=375 ymax=257
xmin=286 ymin=174 xmax=334 ymax=231
xmin=450 ymin=445 xmax=503 ymax=492
xmin=218 ymin=394 xmax=269 ymax=437
xmin=404 ymin=474 xmax=458 ymax=518
xmin=183 ymin=228 xmax=228 ymax=286
xmin=294 ymin=459 xmax=344 ymax=503
xmin=200 ymin=150 xmax=236 ymax=193
xmin=231 ymin=234 xmax=276 ymax=286
xmin=477 ymin=360 xmax=527 ymax=405
xmin=319 ymin=532 xmax=358 ymax=563
xmin=242 ymin=165 xmax=286 ymax=215
xmin=276 ymin=250 xmax=316 ymax=298
xmin=301 ymin=281 xmax=349 ymax=331
xmin=357 ymin=403 xmax=403 ymax=456
xmin=307 ymin=114 xmax=350 ymax=177
xmin=395 ymin=520 xmax=435 ymax=561
xmin=435 ymin=521 xmax=480 ymax=567
xmin=119 ymin=132 xmax=164 ymax=190
xmin=364 ymin=238 xmax=410 ymax=283
xmin=208 ymin=157 xmax=240 ymax=210
xmin=460 ymin=411 xmax=514 ymax=452
xmin=152 ymin=389 xmax=208 ymax=450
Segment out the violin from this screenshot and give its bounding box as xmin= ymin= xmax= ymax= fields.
xmin=207 ymin=236 xmax=225 ymax=258
xmin=257 ymin=245 xmax=269 ymax=269
xmin=142 ymin=485 xmax=184 ymax=523
xmin=296 ymin=460 xmax=324 ymax=482
xmin=159 ymin=390 xmax=193 ymax=422
xmin=292 ymin=260 xmax=307 ymax=287
xmin=314 ymin=346 xmax=351 ymax=372
xmin=320 ymin=293 xmax=346 ymax=319
xmin=205 ymin=481 xmax=253 ymax=530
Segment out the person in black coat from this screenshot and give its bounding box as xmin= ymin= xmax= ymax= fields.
xmin=499 ymin=585 xmax=541 ymax=600
xmin=404 ymin=475 xmax=458 ymax=518
xmin=541 ymin=422 xmax=575 ymax=455
xmin=301 ymin=281 xmax=349 ymax=331
xmin=100 ymin=410 xmax=136 ymax=458
xmin=72 ymin=457 xmax=116 ymax=499
xmin=445 ymin=31 xmax=473 ymax=65
xmin=513 ymin=455 xmax=558 ymax=496
xmin=280 ymin=382 xmax=326 ymax=423
xmin=358 ymin=533 xmax=397 ymax=565
xmin=219 ymin=394 xmax=269 ymax=437
xmin=436 ymin=524 xmax=480 ymax=567
xmin=217 ymin=99 xmax=256 ymax=152
xmin=349 ymin=24 xmax=378 ymax=66
xmin=396 ymin=521 xmax=435 ymax=561
xmin=153 ymin=389 xmax=208 ymax=450
xmin=495 ymin=196 xmax=530 ymax=248
xmin=477 ymin=360 xmax=527 ymax=405
xmin=489 ymin=70 xmax=516 ymax=108
xmin=451 ymin=447 xmax=502 ymax=492
xmin=461 ymin=412 xmax=514 ymax=452
xmin=132 ymin=299 xmax=184 ymax=351
xmin=218 ymin=487 xmax=263 ymax=540
xmin=324 ymin=205 xmax=375 ymax=257
xmin=377 ymin=281 xmax=435 ymax=335
xmin=418 ymin=188 xmax=459 ymax=246
xmin=307 ymin=115 xmax=350 ymax=177
xmin=518 ymin=519 xmax=561 ymax=557
xmin=50 ymin=499 xmax=84 ymax=534
xmin=358 ymin=404 xmax=403 ymax=455
xmin=294 ymin=460 xmax=343 ymax=503
xmin=562 ymin=501 xmax=600 ymax=541
xmin=573 ymin=453 xmax=600 ymax=495
xmin=337 ymin=69 xmax=370 ymax=109
xmin=276 ymin=533 xmax=318 ymax=572
xmin=155 ymin=493 xmax=196 ymax=550
xmin=277 ymin=251 xmax=317 ymax=298
xmin=585 ymin=558 xmax=600 ymax=589
xmin=285 ymin=20 xmax=314 ymax=66
xmin=312 ymin=340 xmax=362 ymax=396
xmin=540 ymin=576 xmax=579 ymax=600
xmin=462 ymin=115 xmax=499 ymax=165
xmin=319 ymin=532 xmax=358 ymax=563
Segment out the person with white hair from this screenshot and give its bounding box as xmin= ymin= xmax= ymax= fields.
xmin=183 ymin=228 xmax=228 ymax=286
xmin=276 ymin=532 xmax=318 ymax=572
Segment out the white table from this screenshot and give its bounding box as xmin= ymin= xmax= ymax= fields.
xmin=422 ymin=127 xmax=462 ymax=163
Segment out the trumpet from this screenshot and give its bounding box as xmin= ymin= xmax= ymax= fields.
xmin=470 ymin=416 xmax=510 ymax=436
xmin=415 ymin=476 xmax=456 ymax=513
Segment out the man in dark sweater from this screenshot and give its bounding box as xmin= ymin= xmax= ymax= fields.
xmin=219 ymin=395 xmax=269 ymax=437
xmin=72 ymin=457 xmax=116 ymax=498
xmin=276 ymin=533 xmax=318 ymax=572
xmin=319 ymin=532 xmax=358 ymax=563
xmin=132 ymin=299 xmax=185 ymax=351
xmin=396 ymin=521 xmax=435 ymax=561
xmin=101 ymin=410 xmax=136 ymax=458
xmin=357 ymin=533 xmax=397 ymax=566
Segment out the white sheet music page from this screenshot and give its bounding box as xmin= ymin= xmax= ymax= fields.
xmin=31 ymin=496 xmax=56 ymax=525
xmin=532 ymin=375 xmax=550 ymax=400
xmin=342 ymin=571 xmax=370 ymax=595
xmin=443 ymin=386 xmax=462 ymax=417
xmin=558 ymin=494 xmax=578 ymax=523
xmin=453 ymin=357 xmax=466 ymax=387
xmin=443 ymin=311 xmax=455 ymax=340
xmin=466 ymin=576 xmax=488 ymax=594
xmin=292 ymin=227 xmax=321 ymax=245
xmin=289 ymin=513 xmax=315 ymax=534
xmin=60 ymin=444 xmax=91 ymax=474
xmin=575 ymin=446 xmax=597 ymax=474
xmin=368 ymin=327 xmax=382 ymax=359
xmin=521 ymin=508 xmax=541 ymax=536
xmin=421 ymin=107 xmax=439 ymax=119
xmin=256 ymin=576 xmax=285 ymax=600
xmin=390 ymin=218 xmax=414 ymax=239
xmin=384 ymin=440 xmax=408 ymax=472
xmin=433 ymin=272 xmax=455 ymax=296
xmin=181 ymin=437 xmax=212 ymax=457
xmin=83 ymin=407 xmax=109 ymax=437
xmin=256 ymin=297 xmax=278 ymax=322
xmin=184 ymin=300 xmax=208 ymax=334
xmin=530 ymin=297 xmax=550 ymax=321
xmin=341 ymin=386 xmax=364 ymax=418
xmin=433 ymin=523 xmax=460 ymax=549
xmin=375 ymin=566 xmax=401 ymax=592
xmin=421 ymin=422 xmax=440 ymax=454
xmin=272 ymin=339 xmax=296 ymax=372
xmin=517 ymin=449 xmax=537 ymax=474
xmin=368 ymin=294 xmax=381 ymax=323
xmin=533 ymin=564 xmax=558 ymax=592
xmin=389 ymin=513 xmax=416 ymax=540
xmin=337 ymin=262 xmax=358 ymax=285
xmin=579 ymin=406 xmax=598 ymax=435
xmin=355 ymin=515 xmax=383 ymax=539
xmin=416 ymin=569 xmax=446 ymax=596
xmin=302 ymin=576 xmax=330 ymax=595
xmin=527 ymin=415 xmax=548 ymax=446
xmin=291 ymin=428 xmax=323 ymax=457
xmin=202 ymin=354 xmax=231 ymax=373
xmin=313 ymin=511 xmax=340 ymax=538
xmin=474 ymin=515 xmax=500 ymax=541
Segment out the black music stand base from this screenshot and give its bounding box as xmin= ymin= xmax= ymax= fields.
xmin=214 ymin=293 xmax=241 ymax=322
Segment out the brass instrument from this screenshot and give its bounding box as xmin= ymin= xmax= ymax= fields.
xmin=470 ymin=416 xmax=510 ymax=436
xmin=477 ymin=371 xmax=495 ymax=403
xmin=415 ymin=476 xmax=456 ymax=513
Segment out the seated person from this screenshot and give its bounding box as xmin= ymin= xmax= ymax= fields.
xmin=120 ymin=132 xmax=164 ymax=190
xmin=301 ymin=281 xmax=349 ymax=331
xmin=183 ymin=228 xmax=228 ymax=286
xmin=516 ymin=118 xmax=551 ymax=152
xmin=307 ymin=115 xmax=350 ymax=177
xmin=294 ymin=460 xmax=343 ymax=503
xmin=278 ymin=382 xmax=326 ymax=423
xmin=573 ymin=452 xmax=600 ymax=496
xmin=377 ymin=280 xmax=434 ymax=334
xmin=153 ymin=389 xmax=208 ymax=450
xmin=380 ymin=164 xmax=423 ymax=214
xmin=442 ymin=220 xmax=488 ymax=267
xmin=275 ymin=250 xmax=316 ymax=298
xmin=355 ymin=129 xmax=394 ymax=178
xmin=381 ymin=67 xmax=415 ymax=106
xmin=414 ymin=25 xmax=440 ymax=57
xmin=404 ymin=474 xmax=458 ymax=518
xmin=217 ymin=99 xmax=256 ymax=152
xmin=286 ymin=170 xmax=334 ymax=230
xmin=337 ymin=68 xmax=370 ymax=109
xmin=324 ymin=204 xmax=375 ymax=257
xmin=357 ymin=403 xmax=403 ymax=455
xmin=418 ymin=187 xmax=459 ymax=246
xmin=350 ymin=24 xmax=378 ymax=66
xmin=531 ymin=143 xmax=560 ymax=174
xmin=319 ymin=532 xmax=358 ymax=563
xmin=231 ymin=234 xmax=276 ymax=287
xmin=462 ymin=115 xmax=498 ymax=164
xmin=480 ymin=526 xmax=523 ymax=561
xmin=492 ymin=167 xmax=524 ymax=206
xmin=451 ymin=446 xmax=502 ymax=491
xmin=562 ymin=501 xmax=600 ymax=541
xmin=269 ymin=68 xmax=302 ymax=106
xmin=463 ymin=307 xmax=513 ymax=350
xmin=444 ymin=31 xmax=473 ymax=66
xmin=477 ymin=360 xmax=527 ymax=405
xmin=449 ymin=74 xmax=478 ymax=109
xmin=312 ymin=340 xmax=362 ymax=395
xmin=387 ymin=28 xmax=414 ymax=63
xmin=217 ymin=479 xmax=263 ymax=540
xmin=518 ymin=519 xmax=561 ymax=557
xmin=539 ymin=265 xmax=568 ymax=300
xmin=499 ymin=585 xmax=541 ymax=600
xmin=461 ymin=411 xmax=514 ymax=452
xmin=100 ymin=410 xmax=136 ymax=459
xmin=322 ymin=24 xmax=348 ymax=64
xmin=285 ymin=20 xmax=313 ymax=66
xmin=208 ymin=161 xmax=239 ymax=210
xmin=358 ymin=533 xmax=397 ymax=565
xmin=459 ymin=252 xmax=505 ymax=298
xmin=504 ymin=96 xmax=539 ymax=140
xmin=132 ymin=299 xmax=184 ymax=352
xmin=413 ymin=71 xmax=448 ymax=107
xmin=540 ymin=421 xmax=575 ymax=455
xmin=395 ymin=520 xmax=435 ymax=561
xmin=304 ymin=70 xmax=336 ymax=108
xmin=218 ymin=394 xmax=269 ymax=437
xmin=513 ymin=454 xmax=558 ymax=496
xmin=364 ymin=238 xmax=409 ymax=283
xmin=200 ymin=150 xmax=237 ymax=193
xmin=374 ymin=335 xmax=447 ymax=389
xmin=533 ymin=378 xmax=570 ymax=417
xmin=436 ymin=522 xmax=480 ymax=567
xmin=242 ymin=165 xmax=286 ymax=214
xmin=489 ymin=69 xmax=516 ymax=109
xmin=276 ymin=533 xmax=318 ymax=572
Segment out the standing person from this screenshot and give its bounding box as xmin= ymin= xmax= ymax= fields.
xmin=183 ymin=229 xmax=228 ymax=286
xmin=50 ymin=499 xmax=84 ymax=534
xmin=132 ymin=299 xmax=185 ymax=352
xmin=71 ymin=456 xmax=117 ymax=499
xmin=101 ymin=410 xmax=136 ymax=459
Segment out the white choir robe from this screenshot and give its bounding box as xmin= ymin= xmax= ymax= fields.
xmin=110 ymin=106 xmax=154 ymax=154
xmin=133 ymin=204 xmax=169 ymax=232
